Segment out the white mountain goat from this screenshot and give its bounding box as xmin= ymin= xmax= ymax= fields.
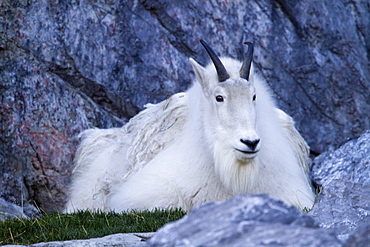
xmin=64 ymin=40 xmax=315 ymax=213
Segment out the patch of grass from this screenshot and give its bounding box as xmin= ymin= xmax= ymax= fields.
xmin=0 ymin=209 xmax=186 ymax=245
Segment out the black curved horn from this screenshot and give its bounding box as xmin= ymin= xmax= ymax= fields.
xmin=240 ymin=42 xmax=254 ymax=81
xmin=200 ymin=39 xmax=230 ymax=82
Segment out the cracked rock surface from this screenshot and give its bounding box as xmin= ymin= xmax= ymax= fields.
xmin=144 ymin=194 xmax=341 ymax=247
xmin=309 ymin=130 xmax=370 ymax=243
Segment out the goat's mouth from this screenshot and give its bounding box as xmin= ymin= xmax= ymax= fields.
xmin=235 ymin=148 xmax=259 ymax=156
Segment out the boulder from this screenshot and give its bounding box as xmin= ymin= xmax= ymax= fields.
xmin=344 ymin=223 xmax=370 ymax=247
xmin=0 ymin=197 xmax=40 ymax=221
xmin=311 ymin=130 xmax=370 ymax=187
xmin=1 ymin=0 xmax=369 ymax=215
xmin=144 ymin=194 xmax=341 ymax=246
xmin=309 ymin=180 xmax=370 ymax=243
xmin=309 ymin=130 xmax=370 ymax=243
xmin=1 ymin=233 xmax=153 ymax=247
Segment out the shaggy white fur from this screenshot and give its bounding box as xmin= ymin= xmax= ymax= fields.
xmin=64 ymin=46 xmax=315 ymax=213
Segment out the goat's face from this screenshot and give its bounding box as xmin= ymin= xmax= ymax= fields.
xmin=190 ymin=57 xmax=261 ymax=161
xmin=211 ymin=78 xmax=260 ymax=159
xmin=190 ymin=40 xmax=260 ymax=161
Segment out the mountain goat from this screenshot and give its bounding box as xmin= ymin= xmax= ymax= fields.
xmin=64 ymin=40 xmax=315 ymax=213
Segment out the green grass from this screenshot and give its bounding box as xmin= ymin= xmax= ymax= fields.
xmin=0 ymin=209 xmax=186 ymax=245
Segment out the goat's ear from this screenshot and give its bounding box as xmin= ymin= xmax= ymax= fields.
xmin=190 ymin=58 xmax=210 ymax=96
xmin=190 ymin=58 xmax=205 ymax=82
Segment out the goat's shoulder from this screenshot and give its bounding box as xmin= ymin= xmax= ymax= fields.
xmin=125 ymin=92 xmax=189 ymax=168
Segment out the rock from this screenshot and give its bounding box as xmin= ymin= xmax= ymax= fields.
xmin=0 ymin=197 xmax=40 ymax=221
xmin=309 ymin=180 xmax=370 ymax=243
xmin=344 ymin=223 xmax=370 ymax=247
xmin=0 ymin=44 xmax=124 ymax=213
xmin=1 ymin=1 xmax=128 ymax=214
xmin=309 ymin=130 xmax=370 ymax=243
xmin=144 ymin=194 xmax=341 ymax=247
xmin=311 ymin=130 xmax=370 ymax=187
xmin=1 ymin=233 xmax=153 ymax=247
xmin=1 ymin=0 xmax=369 ymax=215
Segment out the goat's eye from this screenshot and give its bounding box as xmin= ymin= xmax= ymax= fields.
xmin=215 ymin=95 xmax=224 ymax=102
xmin=253 ymin=94 xmax=256 ymax=101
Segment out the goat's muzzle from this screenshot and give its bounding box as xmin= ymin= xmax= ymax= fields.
xmin=235 ymin=138 xmax=261 ymax=159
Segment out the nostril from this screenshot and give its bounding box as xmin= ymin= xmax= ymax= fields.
xmin=240 ymin=138 xmax=260 ymax=150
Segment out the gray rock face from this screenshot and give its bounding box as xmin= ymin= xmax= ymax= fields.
xmin=309 ymin=130 xmax=370 ymax=242
xmin=309 ymin=180 xmax=370 ymax=243
xmin=1 ymin=0 xmax=369 ymax=216
xmin=2 ymin=233 xmax=153 ymax=247
xmin=344 ymin=223 xmax=370 ymax=247
xmin=0 ymin=45 xmax=123 ymax=213
xmin=0 ymin=197 xmax=40 ymax=221
xmin=144 ymin=194 xmax=341 ymax=247
xmin=311 ymin=130 xmax=370 ymax=187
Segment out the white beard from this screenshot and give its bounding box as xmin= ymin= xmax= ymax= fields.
xmin=213 ymin=141 xmax=259 ymax=195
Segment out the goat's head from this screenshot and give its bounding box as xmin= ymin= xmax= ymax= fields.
xmin=190 ymin=40 xmax=260 ymax=161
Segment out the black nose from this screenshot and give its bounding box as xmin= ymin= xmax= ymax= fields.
xmin=240 ymin=139 xmax=260 ymax=151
